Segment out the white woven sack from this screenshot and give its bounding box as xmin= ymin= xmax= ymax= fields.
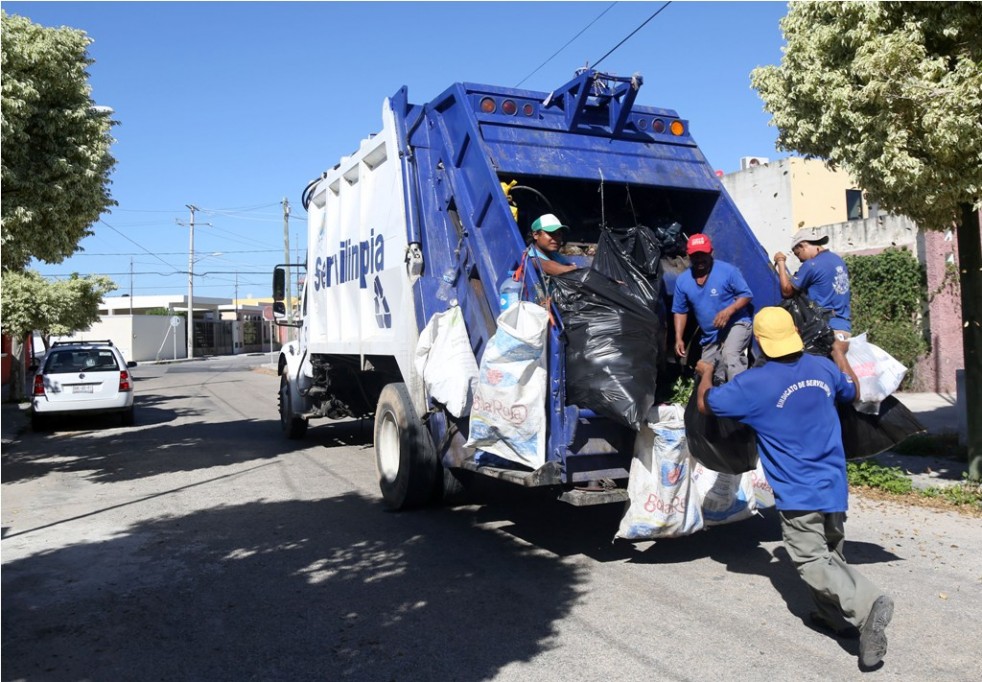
xmin=691 ymin=463 xmax=757 ymax=526
xmin=750 ymin=459 xmax=775 ymax=510
xmin=415 ymin=306 xmax=480 ymax=418
xmin=465 ymin=302 xmax=550 ymax=468
xmin=616 ymin=405 xmax=704 ymax=540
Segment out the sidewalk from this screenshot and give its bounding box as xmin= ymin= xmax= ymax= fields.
xmin=1 ymin=388 xmax=969 ymax=487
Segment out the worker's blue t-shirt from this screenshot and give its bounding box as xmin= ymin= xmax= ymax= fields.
xmin=706 ymin=354 xmax=857 ymax=512
xmin=793 ymin=250 xmax=852 ymax=332
xmin=527 ymin=244 xmax=573 ymax=265
xmin=671 ymin=260 xmax=753 ymax=345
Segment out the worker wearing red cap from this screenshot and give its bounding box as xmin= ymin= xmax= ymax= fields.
xmin=671 ymin=233 xmax=754 ymax=383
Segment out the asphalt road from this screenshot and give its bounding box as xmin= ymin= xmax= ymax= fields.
xmin=2 ymin=355 xmax=980 ymax=681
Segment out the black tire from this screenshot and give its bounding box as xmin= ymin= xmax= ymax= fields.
xmin=435 ymin=467 xmax=470 ymax=507
xmin=279 ymin=374 xmax=308 ymax=439
xmin=374 ymin=383 xmax=438 ymax=510
xmin=121 ymin=406 xmax=135 ymax=427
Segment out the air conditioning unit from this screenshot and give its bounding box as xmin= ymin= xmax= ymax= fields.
xmin=740 ymin=156 xmax=770 ymax=170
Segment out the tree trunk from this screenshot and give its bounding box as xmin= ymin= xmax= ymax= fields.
xmin=8 ymin=335 xmax=26 ymax=403
xmin=957 ymin=204 xmax=982 ymax=481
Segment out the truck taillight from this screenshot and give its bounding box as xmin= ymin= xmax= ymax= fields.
xmin=670 ymin=120 xmax=685 ymax=136
xmin=119 ymin=370 xmax=132 ymax=392
xmin=652 ymin=119 xmax=665 ymax=133
xmin=480 ymin=97 xmax=496 ymax=114
xmin=522 ymin=103 xmax=534 ymax=116
xmin=33 ymin=374 xmax=45 ymax=396
xmin=501 ymin=99 xmax=517 ymax=115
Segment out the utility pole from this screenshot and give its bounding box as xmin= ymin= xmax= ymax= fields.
xmin=283 ymin=197 xmax=293 ymax=331
xmin=129 ymin=257 xmax=134 ymax=315
xmin=186 ymin=204 xmax=197 ymax=360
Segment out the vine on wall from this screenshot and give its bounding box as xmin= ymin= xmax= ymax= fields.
xmin=844 ymin=247 xmax=928 ymax=387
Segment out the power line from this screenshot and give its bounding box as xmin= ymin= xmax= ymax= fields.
xmin=515 ymin=2 xmax=618 ymax=88
xmin=63 ymin=249 xmax=283 ymax=256
xmin=592 ymin=2 xmax=672 ymax=69
xmin=99 ymin=219 xmax=175 ymax=269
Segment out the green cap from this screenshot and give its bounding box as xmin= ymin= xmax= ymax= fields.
xmin=531 ymin=213 xmax=569 ymax=233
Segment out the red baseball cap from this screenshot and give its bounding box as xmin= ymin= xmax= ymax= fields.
xmin=686 ymin=233 xmax=712 ymax=255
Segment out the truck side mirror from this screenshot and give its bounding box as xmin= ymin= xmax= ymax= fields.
xmin=272 ymin=267 xmax=286 ymax=302
xmin=273 ymin=301 xmax=287 ymax=316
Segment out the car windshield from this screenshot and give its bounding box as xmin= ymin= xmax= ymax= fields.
xmin=46 ymin=349 xmax=120 ymax=373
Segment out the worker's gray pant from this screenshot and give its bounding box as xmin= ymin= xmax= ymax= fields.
xmin=779 ymin=510 xmax=884 ymax=628
xmin=701 ymin=320 xmax=752 ymax=383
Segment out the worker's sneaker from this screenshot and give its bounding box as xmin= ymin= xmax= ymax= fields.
xmin=809 ymin=612 xmax=859 ymax=639
xmin=859 ymin=595 xmax=894 ymax=668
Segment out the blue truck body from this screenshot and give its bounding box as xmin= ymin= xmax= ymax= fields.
xmin=277 ymin=69 xmax=780 ymax=509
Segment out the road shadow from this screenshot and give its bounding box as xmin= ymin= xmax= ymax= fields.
xmin=1 ymin=394 xmax=315 ymax=486
xmin=1 ymin=493 xmax=583 ymax=681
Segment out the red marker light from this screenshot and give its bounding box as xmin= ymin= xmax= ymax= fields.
xmin=522 ymin=103 xmax=534 ymax=116
xmin=502 ymin=99 xmax=517 ymax=115
xmin=652 ymin=119 xmax=665 ymax=133
xmin=480 ymin=97 xmax=496 ymax=114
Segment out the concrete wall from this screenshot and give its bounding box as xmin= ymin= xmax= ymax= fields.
xmin=721 ymin=157 xmax=870 ymax=261
xmin=56 ymin=315 xmax=187 ymax=363
xmin=720 ymin=159 xmax=792 ymax=260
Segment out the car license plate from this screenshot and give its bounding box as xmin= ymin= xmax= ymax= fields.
xmin=73 ymin=385 xmax=94 ymax=394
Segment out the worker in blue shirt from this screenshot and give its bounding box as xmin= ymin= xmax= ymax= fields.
xmin=774 ymin=227 xmax=852 ymax=340
xmin=526 ymin=213 xmax=578 ymax=277
xmin=695 ymin=306 xmax=894 ymax=669
xmin=672 ymin=233 xmax=753 ymax=384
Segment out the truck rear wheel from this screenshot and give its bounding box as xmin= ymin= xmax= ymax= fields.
xmin=374 ymin=382 xmax=438 ymax=510
xmin=279 ymin=375 xmax=308 ymax=439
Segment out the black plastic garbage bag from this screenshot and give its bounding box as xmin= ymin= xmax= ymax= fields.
xmin=683 ymin=388 xmax=759 ymax=474
xmin=552 ymin=226 xmax=663 ymax=431
xmin=838 ymin=395 xmax=926 ymax=460
xmin=781 ymin=294 xmax=834 ymax=357
xmin=651 ymin=221 xmax=687 ymax=258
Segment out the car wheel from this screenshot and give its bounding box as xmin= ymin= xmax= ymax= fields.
xmin=279 ymin=375 xmax=308 ymax=439
xmin=374 ymin=383 xmax=439 ymax=510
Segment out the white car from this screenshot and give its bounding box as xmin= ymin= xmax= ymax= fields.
xmin=31 ymin=340 xmax=137 ymax=430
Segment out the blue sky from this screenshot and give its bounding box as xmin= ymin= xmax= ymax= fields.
xmin=8 ymin=1 xmax=790 ymax=301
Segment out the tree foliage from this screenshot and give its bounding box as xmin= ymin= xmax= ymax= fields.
xmin=1 ymin=270 xmax=117 ymax=340
xmin=751 ymin=2 xmax=981 ymax=228
xmin=1 ymin=11 xmax=117 ymax=271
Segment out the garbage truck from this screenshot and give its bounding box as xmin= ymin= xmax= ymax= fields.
xmin=272 ymin=69 xmax=780 ymax=511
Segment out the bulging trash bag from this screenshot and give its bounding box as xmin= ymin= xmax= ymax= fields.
xmin=552 ymin=226 xmax=664 ymax=431
xmin=781 ymin=294 xmax=834 ymax=357
xmin=683 ymin=388 xmax=758 ymax=474
xmin=838 ymin=395 xmax=926 ymax=460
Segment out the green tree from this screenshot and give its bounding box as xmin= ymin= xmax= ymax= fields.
xmin=1 ymin=12 xmax=117 ymax=400
xmin=1 ymin=11 xmax=116 ymax=270
xmin=1 ymin=270 xmax=117 ymax=346
xmin=751 ymin=2 xmax=982 ymax=480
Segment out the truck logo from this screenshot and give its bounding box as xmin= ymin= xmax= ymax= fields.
xmin=373 ymin=276 xmax=391 ymax=328
xmin=313 ymin=229 xmax=385 ymax=291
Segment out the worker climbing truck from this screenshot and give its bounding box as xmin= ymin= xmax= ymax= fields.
xmin=273 ymin=69 xmax=779 ymax=510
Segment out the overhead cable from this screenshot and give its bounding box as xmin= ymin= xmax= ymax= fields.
xmin=592 ymin=2 xmax=672 ymax=70
xmin=515 ymin=2 xmax=618 ymax=88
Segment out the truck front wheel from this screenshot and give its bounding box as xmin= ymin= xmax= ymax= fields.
xmin=374 ymin=382 xmax=438 ymax=510
xmin=279 ymin=375 xmax=308 ymax=439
